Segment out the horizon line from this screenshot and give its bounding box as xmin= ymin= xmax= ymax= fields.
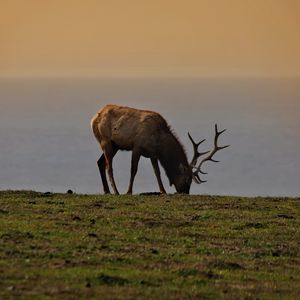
xmin=1 ymin=74 xmax=300 ymax=80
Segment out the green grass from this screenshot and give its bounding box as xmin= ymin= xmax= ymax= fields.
xmin=0 ymin=191 xmax=299 ymax=299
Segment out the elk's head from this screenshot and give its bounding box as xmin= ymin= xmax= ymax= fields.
xmin=173 ymin=163 xmax=193 ymax=194
xmin=186 ymin=124 xmax=229 ymax=192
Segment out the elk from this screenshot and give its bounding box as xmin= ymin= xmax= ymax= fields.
xmin=91 ymin=104 xmax=229 ymax=194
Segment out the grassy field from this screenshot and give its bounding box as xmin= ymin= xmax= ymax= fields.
xmin=0 ymin=191 xmax=299 ymax=299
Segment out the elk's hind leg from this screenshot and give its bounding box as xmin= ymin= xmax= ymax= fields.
xmin=97 ymin=154 xmax=110 ymax=194
xmin=151 ymin=158 xmax=166 ymax=194
xmin=102 ymin=143 xmax=119 ymax=195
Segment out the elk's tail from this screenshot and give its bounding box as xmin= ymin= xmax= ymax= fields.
xmin=90 ymin=113 xmax=102 ymax=145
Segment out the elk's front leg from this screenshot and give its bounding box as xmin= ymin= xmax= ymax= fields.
xmin=151 ymin=158 xmax=166 ymax=194
xmin=97 ymin=154 xmax=110 ymax=194
xmin=126 ymin=150 xmax=141 ymax=194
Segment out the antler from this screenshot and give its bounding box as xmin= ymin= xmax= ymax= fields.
xmin=188 ymin=132 xmax=209 ymax=168
xmin=190 ymin=124 xmax=229 ymax=184
xmin=188 ymin=133 xmax=210 ymax=184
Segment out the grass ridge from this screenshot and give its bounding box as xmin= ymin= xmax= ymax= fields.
xmin=0 ymin=191 xmax=299 ymax=299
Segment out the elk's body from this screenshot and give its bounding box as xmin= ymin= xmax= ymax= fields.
xmin=91 ymin=105 xmax=191 ymax=194
xmin=91 ymin=104 xmax=229 ymax=194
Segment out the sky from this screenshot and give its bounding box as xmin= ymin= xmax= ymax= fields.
xmin=1 ymin=0 xmax=300 ymax=78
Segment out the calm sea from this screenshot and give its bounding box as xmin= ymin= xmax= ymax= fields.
xmin=0 ymin=77 xmax=299 ymax=196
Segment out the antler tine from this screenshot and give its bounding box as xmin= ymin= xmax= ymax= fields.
xmin=188 ymin=132 xmax=205 ymax=147
xmin=193 ymin=124 xmax=229 ymax=183
xmin=214 ymin=124 xmax=230 ymax=151
xmin=192 ymin=172 xmax=207 ymax=184
xmin=215 ymin=123 xmax=226 ymax=136
xmin=188 ymin=132 xmax=207 ymax=168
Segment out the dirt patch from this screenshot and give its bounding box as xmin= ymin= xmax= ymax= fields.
xmin=97 ymin=273 xmax=129 ymax=286
xmin=208 ymin=260 xmax=244 ymax=270
xmin=234 ymin=222 xmax=267 ymax=230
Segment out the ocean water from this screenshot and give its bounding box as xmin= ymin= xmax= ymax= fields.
xmin=0 ymin=77 xmax=299 ymax=196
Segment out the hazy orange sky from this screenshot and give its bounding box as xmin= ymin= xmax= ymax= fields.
xmin=1 ymin=0 xmax=300 ymax=77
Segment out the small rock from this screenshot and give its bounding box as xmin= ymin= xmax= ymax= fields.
xmin=88 ymin=233 xmax=97 ymax=238
xmin=151 ymin=248 xmax=159 ymax=254
xmin=277 ymin=214 xmax=294 ymax=219
xmin=26 ymin=232 xmax=34 ymax=239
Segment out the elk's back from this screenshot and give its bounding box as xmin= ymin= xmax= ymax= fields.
xmin=91 ymin=105 xmax=169 ymax=154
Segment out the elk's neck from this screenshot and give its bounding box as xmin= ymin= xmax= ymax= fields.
xmin=158 ymin=132 xmax=189 ymax=184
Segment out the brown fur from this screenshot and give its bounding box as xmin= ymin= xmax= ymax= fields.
xmin=91 ymin=104 xmax=192 ymax=194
